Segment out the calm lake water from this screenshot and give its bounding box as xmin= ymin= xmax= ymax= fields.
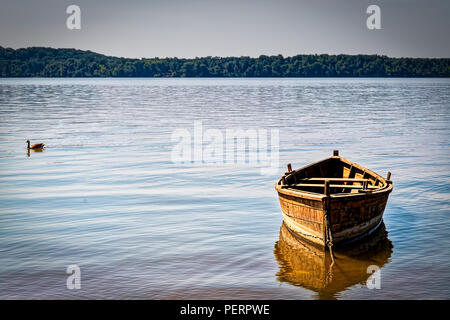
xmin=0 ymin=78 xmax=449 ymax=299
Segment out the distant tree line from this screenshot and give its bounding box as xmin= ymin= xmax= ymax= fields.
xmin=1 ymin=46 xmax=449 ymax=77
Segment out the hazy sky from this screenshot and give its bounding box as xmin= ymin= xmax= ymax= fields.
xmin=0 ymin=0 xmax=449 ymax=58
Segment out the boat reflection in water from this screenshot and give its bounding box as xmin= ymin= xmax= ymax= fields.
xmin=274 ymin=221 xmax=393 ymax=299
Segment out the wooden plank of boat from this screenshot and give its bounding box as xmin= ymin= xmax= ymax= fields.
xmin=283 ymin=184 xmax=380 ymax=190
xmin=298 ymin=178 xmax=370 ymax=182
xmin=274 ymin=150 xmax=393 ymax=248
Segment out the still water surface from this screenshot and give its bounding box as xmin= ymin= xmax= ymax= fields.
xmin=0 ymin=78 xmax=449 ymax=299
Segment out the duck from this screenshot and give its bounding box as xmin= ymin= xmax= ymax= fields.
xmin=27 ymin=140 xmax=45 ymax=150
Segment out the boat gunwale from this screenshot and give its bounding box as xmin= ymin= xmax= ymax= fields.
xmin=274 ymin=155 xmax=393 ymax=200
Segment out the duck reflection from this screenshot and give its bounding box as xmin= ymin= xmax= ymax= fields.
xmin=274 ymin=221 xmax=393 ymax=299
xmin=27 ymin=148 xmax=44 ymax=157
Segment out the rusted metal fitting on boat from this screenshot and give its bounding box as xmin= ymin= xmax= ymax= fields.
xmin=285 ymin=163 xmax=293 ymax=175
xmin=386 ymin=171 xmax=392 ymax=183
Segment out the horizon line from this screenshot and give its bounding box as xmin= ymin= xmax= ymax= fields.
xmin=2 ymin=45 xmax=450 ymax=60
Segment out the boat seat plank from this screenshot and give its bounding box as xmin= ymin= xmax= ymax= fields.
xmin=284 ymin=183 xmax=380 ymax=190
xmin=299 ymin=178 xmax=370 ymax=182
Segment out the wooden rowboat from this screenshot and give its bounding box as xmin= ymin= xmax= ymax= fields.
xmin=275 ymin=150 xmax=393 ymax=249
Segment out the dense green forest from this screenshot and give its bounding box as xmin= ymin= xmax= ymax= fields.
xmin=1 ymin=46 xmax=449 ymax=77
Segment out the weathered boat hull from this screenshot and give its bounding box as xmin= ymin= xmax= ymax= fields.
xmin=275 ymin=151 xmax=393 ymax=248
